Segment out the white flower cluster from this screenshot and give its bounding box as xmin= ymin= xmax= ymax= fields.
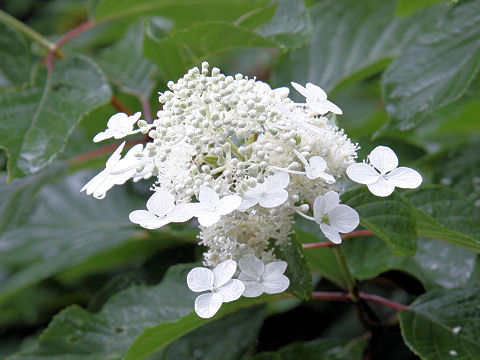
xmin=82 ymin=62 xmax=422 ymax=318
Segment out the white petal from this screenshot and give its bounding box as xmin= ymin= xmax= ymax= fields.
xmin=237 ymin=195 xmax=259 ymax=212
xmin=166 ymin=203 xmax=194 ymax=223
xmin=272 ymin=87 xmax=289 ymax=99
xmin=129 ymin=210 xmax=158 ymax=226
xmin=324 ymin=100 xmax=343 ymax=115
xmin=81 ymin=169 xmax=107 ymax=195
xmin=199 ymin=186 xmax=219 ymax=209
xmin=346 ymin=163 xmax=380 ymax=185
xmin=213 ymin=259 xmax=237 ymax=288
xmin=240 ymin=279 xmax=264 ymax=298
xmin=307 ymin=99 xmax=330 ymax=115
xmin=313 ymin=194 xmax=327 ymax=222
xmin=386 ymin=167 xmax=422 ymax=189
xmin=146 ymin=190 xmax=175 ymax=217
xmin=187 ymin=267 xmax=214 ymax=292
xmin=368 ymin=177 xmax=396 ymax=197
xmin=217 ymin=279 xmax=245 ymax=302
xmin=197 ymin=211 xmax=221 ymax=227
xmin=105 ymin=141 xmax=126 ymax=169
xmin=328 ymin=205 xmax=359 ymax=233
xmin=368 ymin=146 xmax=398 ymax=174
xmin=323 ymin=191 xmax=340 ymax=213
xmin=194 ymin=293 xmax=223 ymax=318
xmin=106 ymin=112 xmax=129 ymax=129
xmin=93 ymin=129 xmax=113 ymax=142
xmin=293 ymin=149 xmax=309 ymax=168
xmin=263 ymin=261 xmax=287 ymax=279
xmin=239 ymin=255 xmax=265 ymax=279
xmin=259 ymin=189 xmax=288 ymax=208
xmin=320 ymin=223 xmax=342 ymax=244
xmin=306 ymin=83 xmax=327 ymax=100
xmin=291 ymin=82 xmax=309 ymax=99
xmin=263 ymin=274 xmax=290 ymax=295
xmin=264 ymin=172 xmax=289 ymax=190
xmin=215 ymin=195 xmax=241 ymax=215
xmin=309 ymin=156 xmax=327 ymax=172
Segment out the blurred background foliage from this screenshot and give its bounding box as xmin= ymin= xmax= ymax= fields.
xmin=0 ymin=0 xmax=479 ymax=359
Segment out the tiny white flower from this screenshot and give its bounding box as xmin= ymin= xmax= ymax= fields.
xmin=93 ymin=112 xmax=142 ymax=142
xmin=129 ymin=190 xmax=193 ymax=229
xmin=294 ymin=149 xmax=335 ymax=183
xmin=81 ymin=142 xmax=140 ymax=199
xmin=346 ymin=146 xmax=423 ymax=197
xmin=189 ymin=186 xmax=242 ymax=227
xmin=238 ymin=255 xmax=289 ymax=297
xmin=187 ymin=259 xmax=245 ymax=318
xmin=291 ymin=82 xmax=342 ymax=115
xmin=238 ymin=172 xmax=289 ymax=211
xmin=313 ymin=191 xmax=359 ymax=244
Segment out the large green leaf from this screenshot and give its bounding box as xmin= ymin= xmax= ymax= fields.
xmin=0 ymin=55 xmax=111 ymax=181
xmin=341 ymin=186 xmax=417 ymax=257
xmin=382 ymin=1 xmax=480 ymax=130
xmin=273 ymin=0 xmax=437 ymax=92
xmin=0 ymin=22 xmax=32 ymax=88
xmin=96 ymin=21 xmax=156 ymax=99
xmin=91 ymin=0 xmax=269 ymax=26
xmin=0 ymin=171 xmax=160 ymax=302
xmin=344 ymin=236 xmax=476 ymax=290
xmin=399 ymin=286 xmax=480 ymax=359
xmin=253 ymin=337 xmax=367 ymax=360
xmin=7 ymin=264 xmax=196 ymax=360
xmin=406 ymin=185 xmax=480 ymax=252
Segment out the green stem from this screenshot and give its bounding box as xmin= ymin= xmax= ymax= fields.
xmin=0 ymin=9 xmax=56 ymax=51
xmin=226 ymin=139 xmax=246 ymax=162
xmin=332 ymin=246 xmax=358 ymax=300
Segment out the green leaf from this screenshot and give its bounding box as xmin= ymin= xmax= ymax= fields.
xmin=274 ymin=233 xmax=312 ymax=300
xmin=0 ymin=22 xmax=33 ymax=88
xmin=157 ymin=306 xmax=266 ymax=360
xmin=0 ymin=164 xmax=66 ymax=235
xmin=96 ymin=21 xmax=156 ymax=99
xmin=382 ymin=1 xmax=480 ymax=130
xmin=125 ymin=294 xmax=281 ymax=360
xmin=273 ymin=0 xmax=437 ymax=92
xmin=344 ymin=236 xmax=476 ymax=290
xmin=406 ymin=185 xmax=480 ymax=252
xmin=0 ymin=55 xmax=111 ymax=181
xmin=144 ymin=21 xmax=279 ymax=82
xmin=92 ymin=0 xmax=269 ymax=26
xmin=7 ymin=263 xmax=197 ymax=360
xmin=253 ymin=337 xmax=367 ymax=360
xmin=395 ymin=0 xmax=445 ymax=16
xmin=0 ymin=171 xmax=165 ymax=302
xmin=341 ymin=186 xmax=417 ymax=257
xmin=399 ymin=286 xmax=480 ymax=359
xmin=294 ymin=218 xmax=347 ymax=288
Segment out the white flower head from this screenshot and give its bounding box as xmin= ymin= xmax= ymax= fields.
xmin=93 ymin=112 xmax=142 ymax=142
xmin=238 ymin=255 xmax=289 ymax=297
xmin=129 ymin=190 xmax=193 ymax=229
xmin=238 ymin=172 xmax=290 ymax=211
xmin=346 ymin=146 xmax=423 ymax=197
xmin=291 ymin=82 xmax=342 ymax=115
xmin=294 ymin=149 xmax=335 ymax=183
xmin=189 ymin=186 xmax=242 ymax=227
xmin=313 ymin=191 xmax=359 ymax=244
xmin=187 ymin=259 xmax=245 ymax=318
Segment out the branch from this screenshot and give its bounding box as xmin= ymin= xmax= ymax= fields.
xmin=302 ymin=230 xmax=374 ymax=249
xmin=72 ymin=136 xmax=147 ymax=164
xmin=311 ymin=291 xmax=409 ymax=311
xmin=111 ymin=96 xmax=133 ymax=115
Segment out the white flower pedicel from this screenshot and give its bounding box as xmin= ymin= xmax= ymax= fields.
xmin=82 ymin=63 xmax=421 ymax=318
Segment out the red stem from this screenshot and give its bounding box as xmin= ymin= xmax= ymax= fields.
xmin=72 ymin=136 xmax=146 ymax=164
xmin=311 ymin=291 xmax=409 ymax=311
xmin=302 ymin=230 xmax=373 ymax=249
xmin=341 ymin=229 xmax=373 ymax=239
xmin=140 ymin=97 xmax=153 ymax=123
xmin=111 ymin=96 xmax=133 ymax=115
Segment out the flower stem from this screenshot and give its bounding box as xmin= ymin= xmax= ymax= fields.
xmin=332 ymin=246 xmax=358 ymax=299
xmin=302 ymin=241 xmax=331 ymax=249
xmin=341 ymin=229 xmax=373 ymax=239
xmin=302 ymin=229 xmax=373 ymax=249
xmin=226 ymin=139 xmax=246 ymax=162
xmin=0 ymin=9 xmax=58 ymax=52
xmin=311 ymin=291 xmax=409 ymax=311
xmin=111 ymin=96 xmax=133 ymax=115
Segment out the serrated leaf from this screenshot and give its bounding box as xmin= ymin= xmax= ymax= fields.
xmin=0 ymin=22 xmax=33 ymax=88
xmin=399 ymin=286 xmax=480 ymax=359
xmin=7 ymin=263 xmax=197 ymax=360
xmin=0 ymin=55 xmax=111 ymax=181
xmin=406 ymin=185 xmax=480 ymax=252
xmin=273 ymin=0 xmax=438 ymax=92
xmin=344 ymin=236 xmax=476 ymax=290
xmin=125 ymin=294 xmax=281 ymax=360
xmin=274 ymin=234 xmax=312 ymax=300
xmin=92 ymin=0 xmax=269 ymax=26
xmin=0 ymin=171 xmax=185 ymax=303
xmin=144 ymin=21 xmax=279 ymax=82
xmin=253 ymin=337 xmax=367 ymax=360
xmin=341 ymin=186 xmax=417 ymax=257
xmin=96 ymin=21 xmax=156 ymax=99
xmin=382 ymin=1 xmax=480 ymax=130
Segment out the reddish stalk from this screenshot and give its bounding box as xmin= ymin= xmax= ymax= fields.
xmin=111 ymin=96 xmax=133 ymax=115
xmin=311 ymin=291 xmax=409 ymax=311
xmin=72 ymin=136 xmax=146 ymax=164
xmin=140 ymin=97 xmax=153 ymax=123
xmin=341 ymin=229 xmax=373 ymax=239
xmin=302 ymin=229 xmax=373 ymax=249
